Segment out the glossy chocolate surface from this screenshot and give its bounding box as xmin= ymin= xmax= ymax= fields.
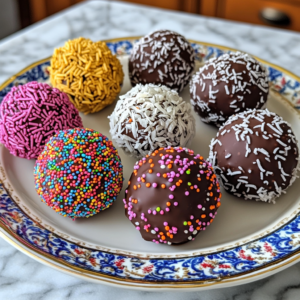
xmin=129 ymin=30 xmax=195 ymax=92
xmin=123 ymin=147 xmax=221 ymax=245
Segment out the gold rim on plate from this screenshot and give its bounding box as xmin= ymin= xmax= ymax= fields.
xmin=0 ymin=37 xmax=300 ymax=289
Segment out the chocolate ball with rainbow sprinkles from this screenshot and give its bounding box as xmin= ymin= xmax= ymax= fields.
xmin=123 ymin=146 xmax=221 ymax=245
xmin=49 ymin=37 xmax=124 ymax=114
xmin=0 ymin=81 xmax=83 ymax=159
xmin=34 ymin=128 xmax=123 ymax=219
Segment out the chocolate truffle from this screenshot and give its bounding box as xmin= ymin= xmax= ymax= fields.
xmin=109 ymin=84 xmax=196 ymax=159
xmin=50 ymin=37 xmax=124 ymax=114
xmin=190 ymin=52 xmax=269 ymax=127
xmin=129 ymin=30 xmax=195 ymax=93
xmin=34 ymin=128 xmax=123 ymax=219
xmin=209 ymin=109 xmax=299 ymax=203
xmin=123 ymin=146 xmax=222 ymax=245
xmin=0 ymin=81 xmax=83 ymax=159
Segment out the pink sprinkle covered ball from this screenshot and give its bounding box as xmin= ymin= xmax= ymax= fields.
xmin=0 ymin=81 xmax=83 ymax=159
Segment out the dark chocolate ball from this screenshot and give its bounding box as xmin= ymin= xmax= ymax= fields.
xmin=190 ymin=52 xmax=269 ymax=127
xmin=123 ymin=146 xmax=222 ymax=245
xmin=209 ymin=109 xmax=299 ymax=203
xmin=129 ymin=30 xmax=195 ymax=93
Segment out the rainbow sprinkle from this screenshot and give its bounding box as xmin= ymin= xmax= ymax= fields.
xmin=124 ymin=146 xmax=221 ymax=245
xmin=34 ymin=128 xmax=123 ymax=219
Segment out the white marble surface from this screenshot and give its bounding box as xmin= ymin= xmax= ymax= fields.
xmin=1 ymin=0 xmax=300 ymax=298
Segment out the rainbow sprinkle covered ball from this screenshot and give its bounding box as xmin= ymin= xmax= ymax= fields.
xmin=34 ymin=128 xmax=123 ymax=219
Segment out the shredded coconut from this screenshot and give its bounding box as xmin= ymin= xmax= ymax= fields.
xmin=190 ymin=52 xmax=269 ymax=127
xmin=109 ymin=84 xmax=196 ymax=158
xmin=208 ymin=109 xmax=300 ymax=203
xmin=129 ymin=30 xmax=195 ymax=93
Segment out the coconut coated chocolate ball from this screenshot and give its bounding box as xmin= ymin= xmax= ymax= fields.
xmin=123 ymin=146 xmax=222 ymax=245
xmin=109 ymin=84 xmax=195 ymax=159
xmin=34 ymin=128 xmax=123 ymax=219
xmin=0 ymin=81 xmax=83 ymax=159
xmin=129 ymin=30 xmax=195 ymax=93
xmin=190 ymin=52 xmax=269 ymax=127
xmin=209 ymin=109 xmax=299 ymax=203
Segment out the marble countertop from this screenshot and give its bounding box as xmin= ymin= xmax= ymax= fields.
xmin=1 ymin=0 xmax=300 ymax=299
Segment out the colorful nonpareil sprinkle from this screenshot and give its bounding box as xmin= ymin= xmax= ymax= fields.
xmin=129 ymin=30 xmax=195 ymax=93
xmin=123 ymin=146 xmax=221 ymax=245
xmin=34 ymin=128 xmax=123 ymax=219
xmin=0 ymin=81 xmax=83 ymax=159
xmin=49 ymin=37 xmax=124 ymax=114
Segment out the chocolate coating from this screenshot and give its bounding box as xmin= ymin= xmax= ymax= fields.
xmin=209 ymin=109 xmax=299 ymax=203
xmin=129 ymin=30 xmax=195 ymax=93
xmin=123 ymin=147 xmax=221 ymax=245
xmin=190 ymin=52 xmax=269 ymax=127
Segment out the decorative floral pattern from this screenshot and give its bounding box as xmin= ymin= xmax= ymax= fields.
xmin=0 ymin=62 xmax=50 ymax=101
xmin=1 ymin=39 xmax=300 ymax=286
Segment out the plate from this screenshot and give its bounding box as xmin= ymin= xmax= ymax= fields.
xmin=1 ymin=37 xmax=300 ymax=290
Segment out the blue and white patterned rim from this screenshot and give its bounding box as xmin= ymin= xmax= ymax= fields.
xmin=1 ymin=38 xmax=300 ymax=288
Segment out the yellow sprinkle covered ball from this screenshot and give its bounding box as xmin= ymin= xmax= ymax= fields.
xmin=49 ymin=37 xmax=124 ymax=114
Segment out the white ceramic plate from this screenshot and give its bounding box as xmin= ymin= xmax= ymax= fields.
xmin=1 ymin=38 xmax=300 ymax=290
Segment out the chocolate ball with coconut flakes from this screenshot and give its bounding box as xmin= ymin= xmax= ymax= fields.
xmin=129 ymin=30 xmax=195 ymax=93
xmin=190 ymin=52 xmax=269 ymax=127
xmin=209 ymin=109 xmax=299 ymax=203
xmin=108 ymin=84 xmax=196 ymax=159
